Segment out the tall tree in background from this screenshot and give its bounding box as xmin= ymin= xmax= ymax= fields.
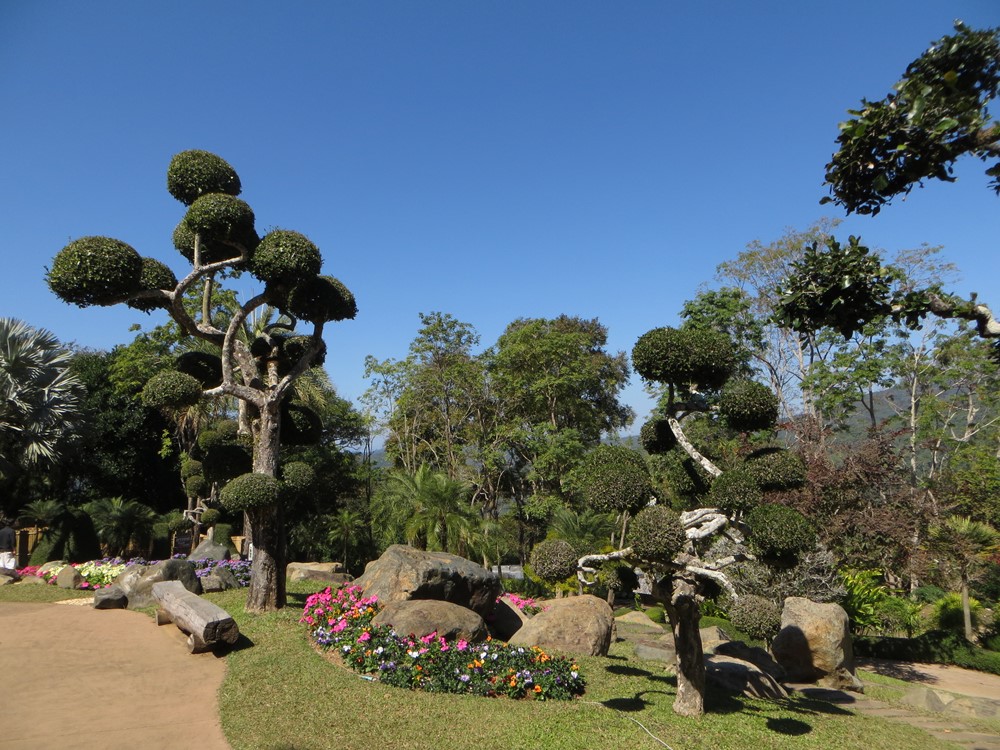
xmin=0 ymin=318 xmax=85 ymax=515
xmin=45 ymin=150 xmax=357 ymax=612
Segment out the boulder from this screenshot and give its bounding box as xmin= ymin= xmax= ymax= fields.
xmin=200 ymin=566 xmax=239 ymax=593
xmin=38 ymin=560 xmax=66 ymax=577
xmin=489 ymin=595 xmax=529 ymax=640
xmin=93 ymin=585 xmax=129 ymax=609
xmin=354 ymin=545 xmax=500 ymax=619
xmin=699 ymin=625 xmax=730 ymax=653
xmin=0 ymin=573 xmax=16 ymax=586
xmin=372 ymin=599 xmax=489 ymax=642
xmin=706 ymin=654 xmax=789 ymax=700
xmin=127 ymin=559 xmax=202 ymax=609
xmin=634 ymin=641 xmax=676 ymax=664
xmin=114 ymin=563 xmax=150 ymax=599
xmin=18 ymin=574 xmax=46 ymax=585
xmin=771 ymin=597 xmax=863 ymax=692
xmin=508 ymin=595 xmax=614 ymax=656
xmin=57 ymin=565 xmax=83 ymax=589
xmin=287 ymin=562 xmax=353 ymax=585
xmin=616 ymin=610 xmax=665 ymax=631
xmin=189 ymin=538 xmax=231 ymax=562
xmin=714 ymin=640 xmax=785 ymax=682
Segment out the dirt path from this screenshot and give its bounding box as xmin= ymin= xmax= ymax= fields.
xmin=0 ymin=601 xmax=230 ymax=750
xmin=858 ymin=657 xmax=1000 ymax=701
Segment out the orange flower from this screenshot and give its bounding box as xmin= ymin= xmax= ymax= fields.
xmin=533 ymin=685 xmax=542 ymax=694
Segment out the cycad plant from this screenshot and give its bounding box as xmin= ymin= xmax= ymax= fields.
xmin=928 ymin=515 xmax=1000 ymax=642
xmin=86 ymin=496 xmax=157 ymax=558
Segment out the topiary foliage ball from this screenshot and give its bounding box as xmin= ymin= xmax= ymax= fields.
xmin=599 ymin=560 xmax=639 ymax=594
xmin=743 ymin=447 xmax=807 ymax=491
xmin=183 ymin=194 xmax=256 ymax=251
xmin=628 ymin=505 xmax=686 ymax=563
xmin=707 ymin=469 xmax=763 ymax=514
xmin=167 ymin=150 xmax=242 ymax=206
xmin=250 ymin=230 xmax=323 ymax=285
xmin=47 ymin=236 xmax=143 ymax=307
xmin=529 ymin=539 xmax=579 ymax=584
xmin=639 ymin=418 xmax=678 ymax=455
xmin=728 ymin=594 xmax=782 ymax=642
xmin=185 ymin=473 xmax=208 ymax=498
xmin=173 ymin=220 xmax=251 ymax=265
xmin=176 ymin=351 xmax=223 ymax=388
xmin=577 ymin=444 xmax=652 ymax=515
xmin=719 ymin=380 xmax=779 ymax=433
xmin=285 ymin=275 xmax=358 ymax=324
xmin=180 ymin=457 xmax=203 ymax=480
xmin=746 ymin=503 xmax=816 ymax=560
xmin=141 ymin=370 xmax=203 ymax=409
xmin=281 ymin=461 xmax=316 ymax=494
xmin=632 ymin=327 xmax=735 ymax=390
xmin=220 ymin=472 xmax=282 ymax=512
xmin=199 ymin=508 xmax=221 ymax=527
xmin=277 ymin=335 xmax=327 ymax=373
xmin=127 ymin=257 xmax=177 ymax=312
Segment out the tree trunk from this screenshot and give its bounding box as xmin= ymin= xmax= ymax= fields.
xmin=961 ymin=577 xmax=975 ymax=644
xmin=664 ymin=576 xmax=705 ymax=717
xmin=244 ymin=398 xmax=286 ymax=613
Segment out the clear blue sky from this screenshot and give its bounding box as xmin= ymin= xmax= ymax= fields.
xmin=3 ymin=1 xmax=998 ymax=432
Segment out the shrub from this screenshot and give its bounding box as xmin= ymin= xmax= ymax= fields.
xmin=127 ymin=258 xmax=177 ymax=312
xmin=839 ymin=568 xmax=891 ymax=634
xmin=599 ymin=561 xmax=639 ymax=598
xmin=855 ymin=631 xmax=1000 ymax=676
xmin=743 ymin=448 xmax=806 ymax=491
xmin=718 ymin=380 xmax=779 ymax=433
xmin=632 ymin=327 xmax=735 ymax=391
xmin=875 ymin=595 xmax=925 ymax=637
xmin=628 ymin=505 xmax=686 ymax=563
xmin=199 ymin=508 xmax=221 ymax=528
xmin=639 ymin=418 xmax=677 ymax=454
xmin=250 ymin=230 xmax=322 ymax=285
xmin=746 ymin=503 xmax=815 ymax=560
xmin=707 ymin=469 xmax=762 ymax=514
xmin=932 ymin=592 xmax=983 ymax=632
xmin=284 ymin=275 xmax=358 ymax=324
xmin=141 ymin=370 xmax=203 ymax=409
xmin=176 ymin=351 xmax=223 ymax=388
xmin=728 ymin=594 xmax=782 ymax=642
xmin=47 ymin=236 xmax=143 ymax=307
xmin=913 ymin=585 xmax=946 ymax=603
xmin=575 ymin=444 xmax=652 ymax=515
xmin=220 ymin=472 xmax=282 ymax=512
xmin=529 ymin=539 xmax=578 ymax=584
xmin=183 ymin=194 xmax=256 ymax=250
xmin=166 ymin=149 xmax=242 ymax=206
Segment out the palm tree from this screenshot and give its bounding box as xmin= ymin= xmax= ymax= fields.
xmin=374 ymin=464 xmax=477 ymax=555
xmin=0 ymin=318 xmax=85 ymax=486
xmin=546 ymin=505 xmax=616 ymax=555
xmin=86 ymin=496 xmax=157 ymax=558
xmin=928 ymin=515 xmax=1000 ymax=642
xmin=328 ymin=508 xmax=364 ymax=569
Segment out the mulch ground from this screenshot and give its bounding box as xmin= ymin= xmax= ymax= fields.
xmin=0 ymin=600 xmax=230 ymax=750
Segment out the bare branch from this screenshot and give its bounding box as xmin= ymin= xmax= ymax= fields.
xmin=668 ymin=417 xmax=722 ymax=477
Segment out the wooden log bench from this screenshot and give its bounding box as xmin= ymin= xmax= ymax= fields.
xmin=151 ymin=580 xmax=240 ymax=653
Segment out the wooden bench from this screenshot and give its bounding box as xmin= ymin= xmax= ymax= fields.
xmin=151 ymin=580 xmax=240 ymax=653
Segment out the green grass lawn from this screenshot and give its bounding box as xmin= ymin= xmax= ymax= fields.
xmin=0 ymin=581 xmax=960 ymax=750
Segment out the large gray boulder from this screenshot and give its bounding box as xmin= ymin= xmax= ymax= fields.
xmin=56 ymin=565 xmax=83 ymax=589
xmin=771 ymin=597 xmax=863 ymax=692
xmin=508 ymin=595 xmax=614 ymax=656
xmin=114 ymin=563 xmax=150 ymax=600
xmin=127 ymin=559 xmax=202 ymax=609
xmin=354 ymin=545 xmax=500 ymax=619
xmin=189 ymin=538 xmax=231 ymax=561
xmin=93 ymin=585 xmax=128 ymax=609
xmin=372 ymin=599 xmax=488 ymax=642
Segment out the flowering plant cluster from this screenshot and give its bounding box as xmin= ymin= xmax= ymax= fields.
xmin=16 ymin=555 xmax=251 ymax=589
xmin=502 ymin=593 xmax=545 ymax=617
xmin=301 ymin=585 xmax=585 ymax=700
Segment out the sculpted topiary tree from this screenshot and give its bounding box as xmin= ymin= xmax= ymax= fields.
xmin=45 ymin=150 xmax=357 ymax=611
xmin=577 ymin=326 xmax=810 ymax=716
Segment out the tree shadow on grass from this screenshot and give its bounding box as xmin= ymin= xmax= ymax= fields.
xmin=602 ymin=690 xmax=674 ymax=713
xmin=605 ymin=663 xmax=675 ymax=685
xmin=215 ymin=632 xmax=254 ymax=655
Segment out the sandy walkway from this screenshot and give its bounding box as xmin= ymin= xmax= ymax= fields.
xmin=0 ymin=601 xmax=230 ymax=750
xmin=858 ymin=657 xmax=1000 ymax=701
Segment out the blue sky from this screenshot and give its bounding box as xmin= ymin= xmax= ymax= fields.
xmin=3 ymin=2 xmax=999 ymax=433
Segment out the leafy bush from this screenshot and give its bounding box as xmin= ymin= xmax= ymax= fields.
xmin=220 ymin=472 xmax=283 ymax=512
xmin=127 ymin=258 xmax=176 ymax=312
xmin=932 ymin=592 xmax=983 ymax=632
xmin=166 ymin=149 xmax=242 ymax=205
xmin=199 ymin=508 xmax=221 ymax=527
xmin=743 ymin=448 xmax=806 ymax=491
xmin=728 ymin=594 xmax=782 ymax=642
xmin=875 ymin=595 xmax=925 ymax=637
xmin=628 ymin=505 xmax=686 ymax=562
xmin=529 ymin=539 xmax=578 ymax=584
xmin=746 ymin=503 xmax=815 ymax=560
xmin=301 ymin=585 xmax=586 ymax=699
xmin=839 ymin=568 xmax=891 ymax=635
xmin=251 ymin=230 xmax=322 ymax=285
xmin=631 ymin=327 xmax=735 ymax=391
xmin=47 ymin=236 xmax=143 ymax=307
xmin=639 ymin=418 xmax=677 ymax=454
xmin=913 ymin=584 xmax=946 ymax=603
xmin=598 ymin=561 xmax=639 ymax=598
xmin=183 ymin=194 xmax=256 ymax=249
xmin=707 ymin=469 xmax=762 ymax=514
xmin=141 ymin=370 xmax=203 ymax=409
xmin=718 ymin=380 xmax=779 ymax=433
xmin=855 ymin=631 xmax=1000 ymax=676
xmin=176 ymin=351 xmax=223 ymax=388
xmin=575 ymin=444 xmax=652 ymax=515
xmin=284 ymin=275 xmax=358 ymax=324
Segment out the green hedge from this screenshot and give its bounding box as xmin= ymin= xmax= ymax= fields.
xmin=855 ymin=631 xmax=1000 ymax=676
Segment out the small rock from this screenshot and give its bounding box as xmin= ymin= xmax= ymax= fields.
xmin=93 ymin=585 xmax=129 ymax=609
xmin=57 ymin=565 xmax=83 ymax=589
xmin=189 ymin=538 xmax=231 ymax=561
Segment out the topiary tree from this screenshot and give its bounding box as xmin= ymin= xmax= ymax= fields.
xmin=577 ymin=323 xmax=812 ymax=717
xmin=529 ymin=538 xmax=578 ymax=590
xmin=45 ymin=150 xmax=357 ymax=612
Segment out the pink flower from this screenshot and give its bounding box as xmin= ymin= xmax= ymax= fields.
xmin=358 ymin=631 xmax=371 ymax=643
xmin=456 ymin=639 xmax=469 ymax=651
xmin=332 ymin=619 xmax=348 ymax=633
xmin=420 ymin=631 xmax=438 ymax=644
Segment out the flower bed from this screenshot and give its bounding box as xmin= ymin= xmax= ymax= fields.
xmin=301 ymin=585 xmax=585 ymax=700
xmin=16 ymin=556 xmax=251 ymax=588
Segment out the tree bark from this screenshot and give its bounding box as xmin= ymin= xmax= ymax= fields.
xmin=244 ymin=398 xmax=286 ymax=613
xmin=663 ymin=575 xmax=705 ymax=717
xmin=961 ymin=577 xmax=975 ymax=644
